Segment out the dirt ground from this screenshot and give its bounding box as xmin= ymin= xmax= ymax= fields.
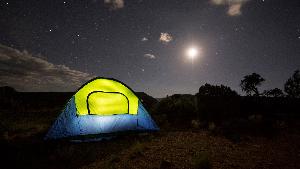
xmin=1 ymin=127 xmax=300 ymax=169
xmin=81 ymin=130 xmax=300 ymax=169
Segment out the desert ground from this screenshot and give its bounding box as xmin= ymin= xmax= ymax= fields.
xmin=0 ymin=91 xmax=299 ymax=169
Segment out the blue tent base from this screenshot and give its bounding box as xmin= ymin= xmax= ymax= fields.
xmin=45 ymin=96 xmax=159 ymax=141
xmin=68 ymin=130 xmax=158 ymax=143
xmin=69 ymin=135 xmax=115 ymax=143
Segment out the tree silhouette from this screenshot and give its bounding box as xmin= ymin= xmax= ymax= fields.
xmin=284 ymin=70 xmax=300 ymax=98
xmin=263 ymin=88 xmax=284 ymax=97
xmin=240 ymin=73 xmax=265 ymax=96
xmin=198 ymin=83 xmax=238 ymax=97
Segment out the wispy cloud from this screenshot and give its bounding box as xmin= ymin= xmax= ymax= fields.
xmin=141 ymin=37 xmax=148 ymax=42
xmin=159 ymin=32 xmax=173 ymax=43
xmin=104 ymin=0 xmax=124 ymax=10
xmin=0 ymin=44 xmax=93 ymax=92
xmin=144 ymin=53 xmax=156 ymax=59
xmin=227 ymin=3 xmax=242 ymax=16
xmin=211 ymin=0 xmax=249 ymax=16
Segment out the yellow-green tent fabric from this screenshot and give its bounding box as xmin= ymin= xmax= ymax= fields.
xmin=75 ymin=78 xmax=138 ymax=116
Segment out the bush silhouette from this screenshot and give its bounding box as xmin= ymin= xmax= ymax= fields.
xmin=196 ymin=84 xmax=240 ymax=122
xmin=284 ymin=70 xmax=300 ymax=98
xmin=240 ymin=73 xmax=265 ymax=96
xmin=262 ymin=88 xmax=284 ymax=97
xmin=197 ymin=83 xmax=238 ymax=97
xmin=154 ymin=94 xmax=197 ymax=126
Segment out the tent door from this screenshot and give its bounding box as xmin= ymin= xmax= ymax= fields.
xmin=87 ymin=91 xmax=129 ymax=115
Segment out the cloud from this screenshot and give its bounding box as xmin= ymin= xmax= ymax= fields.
xmin=144 ymin=53 xmax=156 ymax=59
xmin=211 ymin=0 xmax=249 ymax=16
xmin=227 ymin=3 xmax=242 ymax=16
xmin=104 ymin=0 xmax=124 ymax=10
xmin=141 ymin=37 xmax=148 ymax=42
xmin=0 ymin=44 xmax=93 ymax=92
xmin=159 ymin=32 xmax=173 ymax=43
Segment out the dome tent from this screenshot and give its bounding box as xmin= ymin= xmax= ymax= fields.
xmin=45 ymin=77 xmax=159 ymax=141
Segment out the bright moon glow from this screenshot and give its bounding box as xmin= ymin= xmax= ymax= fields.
xmin=186 ymin=47 xmax=198 ymax=60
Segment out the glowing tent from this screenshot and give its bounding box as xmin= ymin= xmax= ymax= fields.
xmin=45 ymin=77 xmax=159 ymax=141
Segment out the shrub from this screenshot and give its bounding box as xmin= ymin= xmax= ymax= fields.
xmin=191 ymin=151 xmax=211 ymax=169
xmin=198 ymin=83 xmax=238 ymax=97
xmin=154 ymin=94 xmax=197 ymax=127
xmin=191 ymin=120 xmax=200 ymax=129
xmin=284 ymin=70 xmax=300 ymax=98
xmin=208 ymin=122 xmax=216 ymax=131
xmin=128 ymin=141 xmax=146 ymax=159
xmin=262 ymin=88 xmax=284 ymax=97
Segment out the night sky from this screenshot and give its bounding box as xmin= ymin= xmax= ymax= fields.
xmin=0 ymin=0 xmax=300 ymax=97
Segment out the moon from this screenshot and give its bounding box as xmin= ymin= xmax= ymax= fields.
xmin=186 ymin=47 xmax=199 ymax=61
